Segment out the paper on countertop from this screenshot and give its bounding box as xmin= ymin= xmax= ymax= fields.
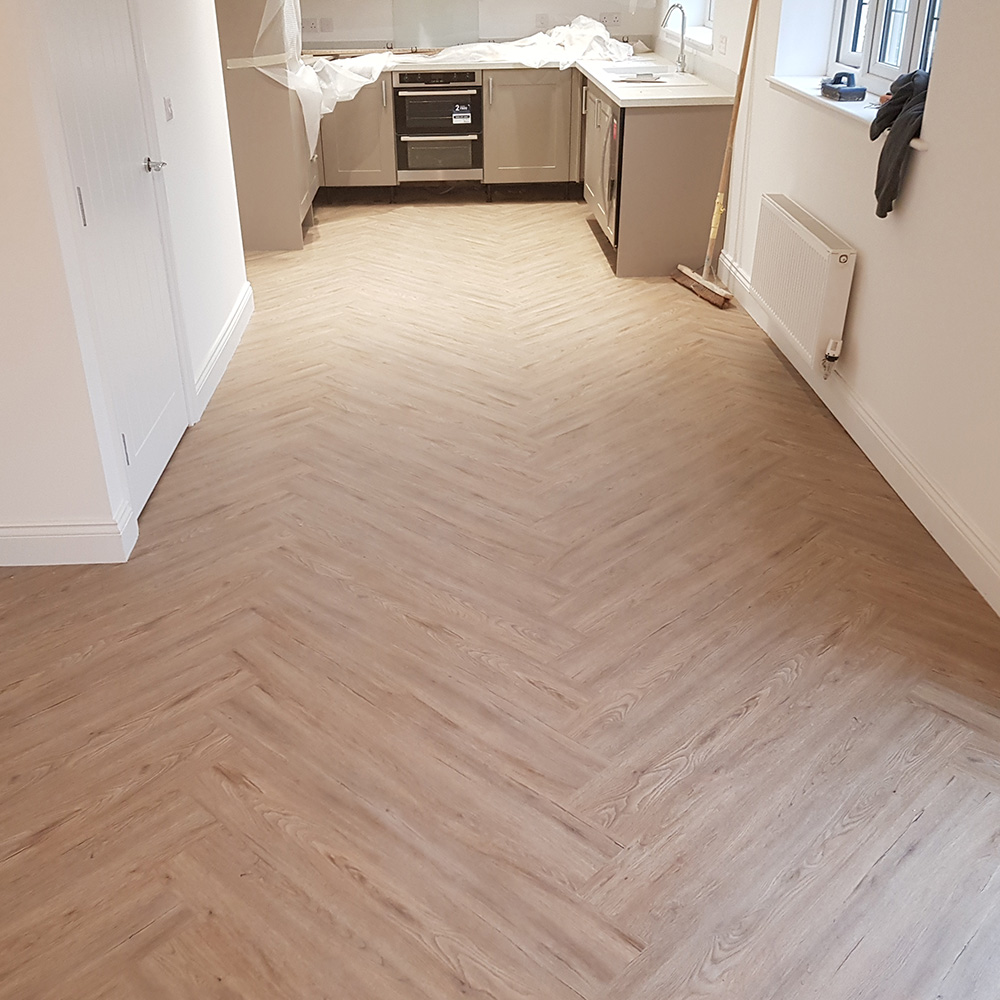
xmin=245 ymin=0 xmax=633 ymax=154
xmin=412 ymin=17 xmax=634 ymax=71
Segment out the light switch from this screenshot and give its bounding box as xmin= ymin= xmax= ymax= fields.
xmin=163 ymin=97 xmax=174 ymax=122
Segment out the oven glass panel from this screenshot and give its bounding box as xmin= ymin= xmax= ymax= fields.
xmin=398 ymin=138 xmax=481 ymax=171
xmin=394 ymin=93 xmax=483 ymax=134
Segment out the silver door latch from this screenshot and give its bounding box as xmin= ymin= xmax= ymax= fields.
xmin=144 ymin=157 xmax=167 ymax=172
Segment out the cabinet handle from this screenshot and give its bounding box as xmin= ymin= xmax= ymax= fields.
xmin=396 ymin=89 xmax=479 ymax=97
xmin=382 ymin=79 xmax=387 ymax=108
xmin=489 ymin=76 xmax=493 ymax=106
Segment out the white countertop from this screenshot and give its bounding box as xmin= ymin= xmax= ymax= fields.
xmin=576 ymin=57 xmax=734 ymax=108
xmin=305 ymin=51 xmax=734 ymax=109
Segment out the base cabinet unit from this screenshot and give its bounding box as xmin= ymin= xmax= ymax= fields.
xmin=583 ymin=90 xmax=731 ymax=277
xmin=483 ymin=68 xmax=574 ymax=184
xmin=215 ymin=0 xmax=318 ymax=251
xmin=321 ymin=76 xmax=397 ymax=187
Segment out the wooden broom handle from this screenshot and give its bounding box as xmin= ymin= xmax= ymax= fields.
xmin=703 ymin=0 xmax=760 ymax=273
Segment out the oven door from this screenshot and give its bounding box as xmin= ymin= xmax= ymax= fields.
xmin=393 ymin=88 xmax=483 ymax=135
xmin=396 ymin=134 xmax=484 ymax=182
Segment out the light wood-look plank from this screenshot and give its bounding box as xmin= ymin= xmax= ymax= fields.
xmin=2 ymin=190 xmax=1000 ymax=999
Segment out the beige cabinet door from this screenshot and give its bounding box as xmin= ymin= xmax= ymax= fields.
xmin=483 ymin=68 xmax=573 ymax=184
xmin=321 ymin=76 xmax=397 ymax=187
xmin=583 ymin=88 xmax=613 ymax=236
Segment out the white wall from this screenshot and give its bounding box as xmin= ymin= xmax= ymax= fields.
xmin=300 ymin=0 xmax=659 ymax=46
xmin=132 ymin=0 xmax=251 ymax=415
xmin=479 ymin=0 xmax=658 ymax=40
xmin=707 ymin=0 xmax=1000 ymax=615
xmin=0 ymin=1 xmax=130 ymax=560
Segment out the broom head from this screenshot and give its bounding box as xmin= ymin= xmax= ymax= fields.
xmin=672 ymin=264 xmax=733 ymax=309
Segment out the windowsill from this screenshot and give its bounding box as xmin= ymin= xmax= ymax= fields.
xmin=662 ymin=25 xmax=714 ymax=54
xmin=767 ymin=76 xmax=881 ymax=125
xmin=767 ymin=76 xmax=930 ymax=151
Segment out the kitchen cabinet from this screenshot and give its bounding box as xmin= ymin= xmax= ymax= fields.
xmin=321 ymin=75 xmax=397 ymax=187
xmin=215 ymin=0 xmax=319 ymax=251
xmin=483 ymin=68 xmax=575 ymax=184
xmin=582 ymin=87 xmax=730 ymax=277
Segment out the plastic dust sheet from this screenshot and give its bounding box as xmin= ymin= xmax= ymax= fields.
xmin=251 ymin=0 xmax=390 ymax=153
xmin=247 ymin=1 xmax=632 ymax=154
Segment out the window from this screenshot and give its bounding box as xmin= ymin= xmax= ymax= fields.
xmin=660 ymin=0 xmax=714 ymax=50
xmin=834 ymin=0 xmax=941 ymax=90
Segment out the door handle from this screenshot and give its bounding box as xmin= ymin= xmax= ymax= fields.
xmin=144 ymin=157 xmax=166 ymax=172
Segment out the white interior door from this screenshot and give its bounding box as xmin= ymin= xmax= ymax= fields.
xmin=47 ymin=0 xmax=189 ymax=515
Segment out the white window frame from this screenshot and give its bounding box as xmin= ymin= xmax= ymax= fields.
xmin=831 ymin=0 xmax=940 ymax=92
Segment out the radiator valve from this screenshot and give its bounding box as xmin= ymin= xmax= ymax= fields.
xmin=822 ymin=339 xmax=843 ymax=380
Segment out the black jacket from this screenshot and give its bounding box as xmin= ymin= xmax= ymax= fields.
xmin=869 ymin=70 xmax=930 ymax=218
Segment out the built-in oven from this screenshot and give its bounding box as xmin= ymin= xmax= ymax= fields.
xmin=393 ymin=71 xmax=483 ymax=182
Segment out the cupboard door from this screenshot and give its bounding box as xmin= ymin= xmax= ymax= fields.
xmin=321 ymin=76 xmax=397 ymax=187
xmin=583 ymin=88 xmax=613 ymax=236
xmin=49 ymin=0 xmax=188 ymax=515
xmin=484 ymin=68 xmax=573 ymax=184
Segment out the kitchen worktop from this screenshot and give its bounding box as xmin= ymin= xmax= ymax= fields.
xmin=304 ymin=49 xmax=734 ymax=109
xmin=576 ymin=56 xmax=734 ymax=108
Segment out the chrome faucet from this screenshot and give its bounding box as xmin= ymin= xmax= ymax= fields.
xmin=661 ymin=3 xmax=688 ymax=74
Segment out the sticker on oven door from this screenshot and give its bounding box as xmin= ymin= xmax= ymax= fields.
xmin=453 ymin=102 xmax=472 ymax=125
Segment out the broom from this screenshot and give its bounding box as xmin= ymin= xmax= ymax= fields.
xmin=673 ymin=0 xmax=760 ymax=308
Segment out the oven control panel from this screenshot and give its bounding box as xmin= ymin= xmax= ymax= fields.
xmin=394 ymin=70 xmax=481 ymax=87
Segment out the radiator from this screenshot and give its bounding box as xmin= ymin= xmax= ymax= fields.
xmin=752 ymin=194 xmax=857 ymax=369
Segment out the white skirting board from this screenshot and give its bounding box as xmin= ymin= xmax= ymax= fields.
xmin=0 ymin=500 xmax=138 ymax=566
xmin=0 ymin=285 xmax=252 ymax=567
xmin=190 ymin=281 xmax=254 ymax=422
xmin=719 ymin=250 xmax=1000 ymax=619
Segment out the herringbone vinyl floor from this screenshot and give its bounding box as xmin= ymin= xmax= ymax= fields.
xmin=3 ymin=192 xmax=1000 ymax=999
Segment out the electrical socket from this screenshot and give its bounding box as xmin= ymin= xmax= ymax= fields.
xmin=717 ymin=34 xmax=728 ymax=55
xmin=301 ymin=17 xmax=319 ymax=33
xmin=601 ymin=12 xmax=622 ymax=29
xmin=320 ymin=17 xmax=334 ymax=33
